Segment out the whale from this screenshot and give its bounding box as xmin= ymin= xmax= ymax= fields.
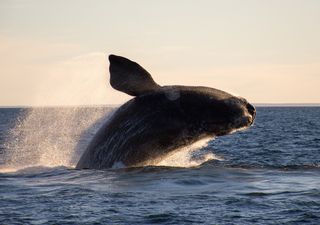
xmin=76 ymin=55 xmax=256 ymax=169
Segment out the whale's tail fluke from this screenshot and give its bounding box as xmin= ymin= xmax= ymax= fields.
xmin=109 ymin=54 xmax=161 ymax=96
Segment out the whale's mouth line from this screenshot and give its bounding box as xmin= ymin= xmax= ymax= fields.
xmin=223 ymin=118 xmax=254 ymax=135
xmin=206 ymin=111 xmax=255 ymax=132
xmin=228 ymin=125 xmax=250 ymax=135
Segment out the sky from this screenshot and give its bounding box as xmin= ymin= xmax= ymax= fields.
xmin=0 ymin=0 xmax=320 ymax=106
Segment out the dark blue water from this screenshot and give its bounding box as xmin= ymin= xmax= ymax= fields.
xmin=0 ymin=107 xmax=319 ymax=224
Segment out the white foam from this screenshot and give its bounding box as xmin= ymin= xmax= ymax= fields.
xmin=2 ymin=107 xmax=111 ymax=171
xmin=1 ymin=108 xmax=223 ymax=172
xmin=155 ymin=137 xmax=223 ymax=168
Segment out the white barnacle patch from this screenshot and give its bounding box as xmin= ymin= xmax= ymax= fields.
xmin=164 ymin=88 xmax=180 ymax=101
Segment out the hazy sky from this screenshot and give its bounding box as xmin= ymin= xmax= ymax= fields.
xmin=1 ymin=0 xmax=320 ymax=106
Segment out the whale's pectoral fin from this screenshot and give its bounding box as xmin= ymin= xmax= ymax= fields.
xmin=109 ymin=54 xmax=161 ymax=96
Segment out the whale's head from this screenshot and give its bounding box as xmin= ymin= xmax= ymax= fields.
xmin=200 ymin=90 xmax=255 ymax=136
xmin=161 ymin=86 xmax=255 ymax=136
xmin=189 ymin=88 xmax=255 ymax=136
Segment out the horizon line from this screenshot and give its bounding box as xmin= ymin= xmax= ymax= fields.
xmin=1 ymin=103 xmax=320 ymax=108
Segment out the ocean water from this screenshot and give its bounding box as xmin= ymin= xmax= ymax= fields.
xmin=0 ymin=107 xmax=319 ymax=224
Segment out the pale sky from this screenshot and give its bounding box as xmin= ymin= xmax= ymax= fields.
xmin=1 ymin=0 xmax=320 ymax=106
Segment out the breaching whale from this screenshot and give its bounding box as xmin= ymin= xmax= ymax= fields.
xmin=76 ymin=55 xmax=256 ymax=169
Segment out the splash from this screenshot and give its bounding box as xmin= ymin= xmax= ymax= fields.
xmin=155 ymin=137 xmax=223 ymax=168
xmin=1 ymin=108 xmax=222 ymax=173
xmin=1 ymin=107 xmax=112 ymax=172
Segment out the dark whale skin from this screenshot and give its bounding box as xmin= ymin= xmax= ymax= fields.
xmin=76 ymin=86 xmax=255 ymax=169
xmin=76 ymin=55 xmax=256 ymax=169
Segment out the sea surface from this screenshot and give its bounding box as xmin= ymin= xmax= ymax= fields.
xmin=0 ymin=107 xmax=319 ymax=224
